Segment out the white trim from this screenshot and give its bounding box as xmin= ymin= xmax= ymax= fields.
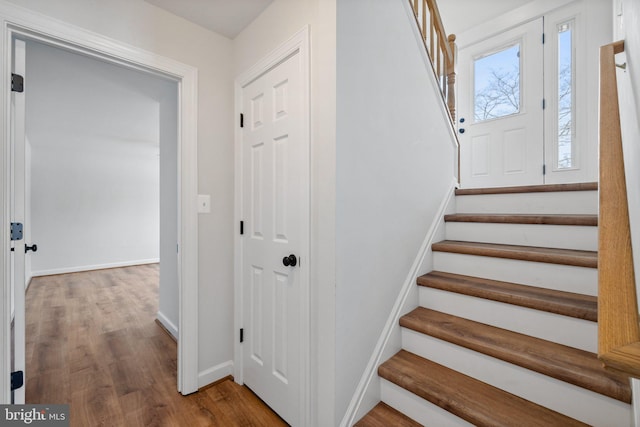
xmin=234 ymin=25 xmax=311 ymax=426
xmin=198 ymin=360 xmax=234 ymax=389
xmin=31 ymin=259 xmax=160 ymax=277
xmin=340 ymin=179 xmax=458 ymax=427
xmin=0 ymin=0 xmax=199 ymax=402
xmin=157 ymin=310 xmax=178 ymax=340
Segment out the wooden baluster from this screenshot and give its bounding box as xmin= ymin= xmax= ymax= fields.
xmin=446 ymin=34 xmax=457 ymax=122
xmin=422 ymin=0 xmax=426 ymax=43
xmin=430 ymin=12 xmax=435 ymax=61
xmin=413 ymin=0 xmax=419 ymax=17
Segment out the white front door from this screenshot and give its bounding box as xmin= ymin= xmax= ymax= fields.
xmin=10 ymin=37 xmax=27 ymax=404
xmin=458 ymin=18 xmax=544 ymax=188
xmin=239 ymin=49 xmax=308 ymax=426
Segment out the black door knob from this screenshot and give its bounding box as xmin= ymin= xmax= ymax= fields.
xmin=282 ymin=254 xmax=297 ymax=267
xmin=25 ymin=244 xmax=37 ymax=253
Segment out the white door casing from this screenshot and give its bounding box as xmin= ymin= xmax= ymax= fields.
xmin=0 ymin=5 xmax=199 ymax=402
xmin=235 ymin=27 xmax=310 ymax=427
xmin=458 ymin=17 xmax=544 ymax=189
xmin=9 ymin=37 xmax=26 ymax=404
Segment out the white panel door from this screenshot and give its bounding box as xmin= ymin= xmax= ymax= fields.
xmin=240 ymin=51 xmax=306 ymax=426
xmin=458 ymin=18 xmax=544 ymax=188
xmin=10 ymin=37 xmax=27 ymax=404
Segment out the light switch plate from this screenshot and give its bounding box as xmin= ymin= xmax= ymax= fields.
xmin=198 ymin=194 xmax=211 ymax=213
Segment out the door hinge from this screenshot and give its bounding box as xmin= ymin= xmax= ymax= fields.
xmin=240 ymin=113 xmax=244 ymax=128
xmin=542 ymin=98 xmax=546 ymax=109
xmin=11 ymin=74 xmax=23 ymax=93
xmin=11 ymin=371 xmax=23 ymax=391
xmin=240 ymin=221 xmax=244 ymax=235
xmin=10 ymin=223 xmax=23 ymax=241
xmin=542 ymin=33 xmax=546 ymax=44
xmin=543 ymin=164 xmax=547 ymax=175
xmin=240 ymin=328 xmax=244 ymax=343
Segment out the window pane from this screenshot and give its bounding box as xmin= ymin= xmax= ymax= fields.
xmin=557 ymin=21 xmax=574 ymax=169
xmin=474 ymin=44 xmax=521 ymax=122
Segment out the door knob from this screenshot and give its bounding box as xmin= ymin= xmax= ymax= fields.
xmin=25 ymin=244 xmax=37 ymax=253
xmin=282 ymin=254 xmax=297 ymax=267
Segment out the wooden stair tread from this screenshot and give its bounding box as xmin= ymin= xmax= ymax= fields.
xmin=455 ymin=182 xmax=598 ymax=196
xmin=379 ymin=350 xmax=589 ymax=427
xmin=354 ymin=402 xmax=422 ymax=427
xmin=444 ymin=213 xmax=597 ymax=226
xmin=400 ymin=308 xmax=631 ymax=403
xmin=418 ymin=271 xmax=597 ymax=321
xmin=432 ymin=240 xmax=597 ymax=268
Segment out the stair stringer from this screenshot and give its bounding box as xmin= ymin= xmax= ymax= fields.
xmin=340 ymin=180 xmax=457 ymax=427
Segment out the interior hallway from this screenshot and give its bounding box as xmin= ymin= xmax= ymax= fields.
xmin=25 ymin=264 xmax=287 ymax=426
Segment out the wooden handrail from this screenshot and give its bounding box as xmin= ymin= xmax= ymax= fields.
xmin=598 ymin=40 xmax=640 ymax=377
xmin=410 ymin=0 xmax=457 ymax=123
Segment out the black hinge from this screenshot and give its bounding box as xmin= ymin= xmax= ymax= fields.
xmin=240 ymin=328 xmax=244 ymax=343
xmin=11 ymin=371 xmax=23 ymax=391
xmin=10 ymin=223 xmax=23 ymax=241
xmin=543 ymin=164 xmax=547 ymax=175
xmin=542 ymin=98 xmax=546 ymax=109
xmin=11 ymin=74 xmax=23 ymax=93
xmin=240 ymin=221 xmax=244 ymax=235
xmin=240 ymin=113 xmax=244 ymax=128
xmin=542 ymin=33 xmax=545 ymax=44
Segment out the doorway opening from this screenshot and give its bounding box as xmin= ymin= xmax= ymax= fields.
xmin=3 ymin=15 xmax=199 ymax=404
xmin=21 ymin=39 xmax=179 ymax=406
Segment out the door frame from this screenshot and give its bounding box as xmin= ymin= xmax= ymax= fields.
xmin=0 ymin=3 xmax=200 ymax=402
xmin=233 ymin=25 xmax=310 ymax=425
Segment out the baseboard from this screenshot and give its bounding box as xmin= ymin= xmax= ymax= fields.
xmin=156 ymin=311 xmax=178 ymax=340
xmin=198 ymin=360 xmax=234 ymax=389
xmin=31 ymin=258 xmax=160 ymax=277
xmin=340 ymin=178 xmax=457 ymax=427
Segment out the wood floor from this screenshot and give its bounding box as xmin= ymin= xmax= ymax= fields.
xmin=25 ymin=264 xmax=288 ymax=427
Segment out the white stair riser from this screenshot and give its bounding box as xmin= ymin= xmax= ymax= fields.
xmin=433 ymin=252 xmax=597 ymax=296
xmin=402 ymin=330 xmax=631 ymax=427
xmin=380 ymin=378 xmax=474 ymax=427
xmin=419 ymin=287 xmax=596 ymax=352
xmin=445 ymin=222 xmax=597 ymax=251
xmin=456 ymin=191 xmax=598 ymax=215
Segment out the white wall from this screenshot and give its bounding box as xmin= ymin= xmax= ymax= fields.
xmin=335 ymin=0 xmax=456 ymax=423
xmin=26 ymin=41 xmax=165 ymax=275
xmin=6 ymin=0 xmax=234 ymax=382
xmin=234 ymin=1 xmax=337 ymax=424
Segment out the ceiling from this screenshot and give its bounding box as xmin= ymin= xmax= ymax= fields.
xmin=439 ymin=0 xmax=535 ymax=36
xmin=144 ymin=0 xmax=273 ymax=39
xmin=144 ymin=0 xmax=535 ymax=42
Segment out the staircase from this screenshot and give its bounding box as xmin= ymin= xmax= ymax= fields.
xmin=355 ymin=183 xmax=632 ymax=427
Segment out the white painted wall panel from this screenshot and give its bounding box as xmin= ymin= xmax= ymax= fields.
xmin=27 ymin=41 xmax=166 ymax=275
xmin=336 ymin=0 xmax=456 ymax=423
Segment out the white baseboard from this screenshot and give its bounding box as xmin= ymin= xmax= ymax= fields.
xmin=31 ymin=258 xmax=160 ymax=277
xmin=198 ymin=360 xmax=234 ymax=389
xmin=156 ymin=310 xmax=178 ymax=340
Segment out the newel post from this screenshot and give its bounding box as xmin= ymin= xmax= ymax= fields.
xmin=446 ymin=34 xmax=457 ymax=123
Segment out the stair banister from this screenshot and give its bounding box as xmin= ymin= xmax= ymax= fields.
xmin=598 ymin=39 xmax=640 ymax=377
xmin=410 ymin=0 xmax=457 ymax=124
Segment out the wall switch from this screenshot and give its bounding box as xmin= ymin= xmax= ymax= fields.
xmin=198 ymin=194 xmax=211 ymax=213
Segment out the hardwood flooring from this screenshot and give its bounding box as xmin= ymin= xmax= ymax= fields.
xmin=25 ymin=264 xmax=288 ymax=427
